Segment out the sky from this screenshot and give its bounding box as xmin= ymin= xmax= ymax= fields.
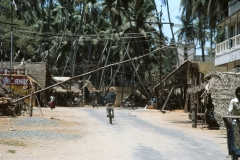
xmin=156 ymin=0 xmax=181 ymax=42
xmin=156 ymin=0 xmax=203 ymax=55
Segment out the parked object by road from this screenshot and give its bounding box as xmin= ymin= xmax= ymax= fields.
xmin=125 ymin=100 xmax=129 ymax=108
xmin=129 ymin=100 xmax=135 ymax=109
xmin=150 ymin=97 xmax=155 ymax=105
xmin=66 ymin=98 xmax=80 ymax=107
xmin=92 ymin=98 xmax=98 ymax=109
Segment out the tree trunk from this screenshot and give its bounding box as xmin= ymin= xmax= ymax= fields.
xmin=107 ymin=41 xmax=130 ymax=89
xmin=137 ymin=40 xmax=153 ymax=98
xmin=99 ymin=41 xmax=113 ymax=91
xmin=210 ymin=27 xmax=213 ymax=56
xmin=121 ymin=63 xmax=125 ymax=103
xmin=72 ymin=3 xmax=86 ymax=77
xmin=201 ymin=41 xmax=205 ymax=62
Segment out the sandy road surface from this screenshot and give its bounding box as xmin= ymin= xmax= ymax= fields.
xmin=0 ymin=106 xmax=228 ymax=160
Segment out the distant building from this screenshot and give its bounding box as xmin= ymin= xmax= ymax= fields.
xmin=177 ymin=43 xmax=215 ymax=65
xmin=215 ymin=0 xmax=240 ymax=71
xmin=0 ymin=62 xmax=50 ymax=106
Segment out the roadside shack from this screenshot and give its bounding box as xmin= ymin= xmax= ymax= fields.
xmin=153 ymin=60 xmax=227 ymax=128
xmin=203 ymin=70 xmax=240 ymax=129
xmin=154 ymin=60 xmax=203 ymax=112
xmin=154 ymin=60 xmax=226 ymax=116
xmin=2 ymin=74 xmax=37 ymax=105
xmin=0 ymin=62 xmax=51 ymax=106
xmin=51 ymin=77 xmax=82 ymax=106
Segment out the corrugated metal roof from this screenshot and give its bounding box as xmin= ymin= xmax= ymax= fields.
xmin=52 ymin=77 xmax=71 ymax=82
xmin=53 ymin=86 xmax=67 ymax=93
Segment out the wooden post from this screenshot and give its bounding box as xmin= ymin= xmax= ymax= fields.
xmin=196 ymin=93 xmax=199 ymax=114
xmin=35 ymin=96 xmax=43 ymax=116
xmin=161 ymin=87 xmax=174 ymax=112
xmin=191 ymin=102 xmax=197 ymax=128
xmin=184 ymin=92 xmax=189 ymax=112
xmin=155 ymin=88 xmax=159 ymax=109
xmin=29 ymin=80 xmax=34 ymax=117
xmin=176 ymin=95 xmax=183 ymax=110
xmin=184 ymin=61 xmax=191 ymax=112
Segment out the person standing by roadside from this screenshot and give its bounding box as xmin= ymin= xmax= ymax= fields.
xmin=228 ymin=87 xmax=240 ymax=116
xmin=105 ymin=87 xmax=116 ymax=116
xmin=92 ymin=98 xmax=98 ymax=109
xmin=50 ymin=94 xmax=55 ymax=110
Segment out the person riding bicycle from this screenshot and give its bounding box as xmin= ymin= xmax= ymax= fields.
xmin=105 ymin=87 xmax=116 ymax=117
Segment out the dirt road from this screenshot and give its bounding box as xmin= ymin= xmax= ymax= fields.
xmin=0 ymin=106 xmax=228 ymax=160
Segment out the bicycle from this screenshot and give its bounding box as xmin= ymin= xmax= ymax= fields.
xmin=107 ymin=103 xmax=114 ymax=124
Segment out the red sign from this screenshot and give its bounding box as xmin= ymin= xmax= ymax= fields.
xmin=2 ymin=76 xmax=29 ymax=86
xmin=0 ymin=69 xmax=27 ymax=75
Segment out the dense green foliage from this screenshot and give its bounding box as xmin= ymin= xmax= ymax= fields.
xmin=177 ymin=0 xmax=229 ymax=60
xmin=0 ymin=0 xmax=230 ymax=98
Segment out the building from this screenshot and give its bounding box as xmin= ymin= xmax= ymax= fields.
xmin=153 ymin=60 xmax=203 ymax=111
xmin=0 ymin=62 xmax=50 ymax=106
xmin=177 ymin=43 xmax=215 ymax=65
xmin=153 ymin=60 xmax=226 ymax=111
xmin=215 ymin=0 xmax=240 ymax=70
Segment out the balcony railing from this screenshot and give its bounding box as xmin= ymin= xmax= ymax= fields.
xmin=216 ymin=34 xmax=240 ymax=55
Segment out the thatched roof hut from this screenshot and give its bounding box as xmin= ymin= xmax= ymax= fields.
xmin=153 ymin=60 xmax=202 ymax=110
xmin=84 ymin=80 xmax=101 ymax=93
xmin=204 ymin=71 xmax=240 ymax=128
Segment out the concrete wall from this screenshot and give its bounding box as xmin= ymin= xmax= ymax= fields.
xmin=2 ymin=62 xmax=47 ymax=88
xmin=227 ymin=60 xmax=240 ymax=71
xmin=114 ymin=86 xmax=131 ymax=107
xmin=228 ymin=62 xmax=235 ymax=71
xmin=198 ymin=62 xmax=227 ymax=74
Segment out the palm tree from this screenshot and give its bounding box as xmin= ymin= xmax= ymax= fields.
xmin=206 ymin=0 xmax=229 ymax=56
xmin=179 ymin=0 xmax=230 ymax=61
xmin=123 ymin=0 xmax=159 ymax=98
xmin=180 ymin=0 xmax=195 ymax=43
xmin=175 ymin=15 xmax=197 ymax=43
xmin=191 ymin=0 xmax=210 ymax=62
xmin=3 ymin=0 xmax=222 ymax=99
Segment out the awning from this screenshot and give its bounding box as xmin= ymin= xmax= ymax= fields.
xmin=53 ymin=86 xmax=67 ymax=93
xmin=218 ymin=10 xmax=240 ymax=26
xmin=65 ymin=85 xmax=82 ymax=94
xmin=53 ymin=85 xmax=83 ymax=95
xmin=52 ymin=77 xmax=70 ymax=82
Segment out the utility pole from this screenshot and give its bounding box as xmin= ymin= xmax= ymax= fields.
xmin=165 ymin=0 xmax=179 ymax=68
xmin=0 ymin=5 xmax=5 ymax=70
xmin=82 ymin=60 xmax=86 ymax=107
xmin=149 ymin=6 xmax=174 ymax=110
xmin=159 ymin=7 xmax=163 ymax=89
xmin=0 ymin=4 xmax=5 ymax=93
xmin=10 ymin=2 xmax=14 ymax=93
